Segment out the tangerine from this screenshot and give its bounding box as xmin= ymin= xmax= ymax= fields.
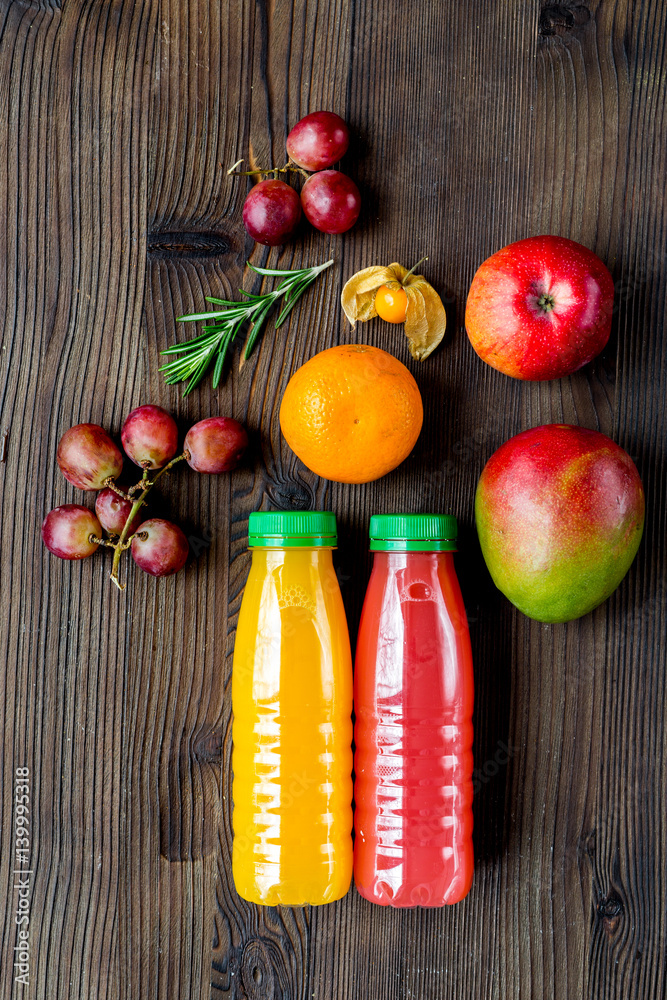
xmin=279 ymin=344 xmax=423 ymax=484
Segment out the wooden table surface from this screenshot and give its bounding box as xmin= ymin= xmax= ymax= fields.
xmin=1 ymin=1 xmax=666 ymax=997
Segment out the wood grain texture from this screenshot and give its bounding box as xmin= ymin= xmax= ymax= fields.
xmin=1 ymin=1 xmax=666 ymax=999
xmin=0 ymin=2 xmax=157 ymax=1000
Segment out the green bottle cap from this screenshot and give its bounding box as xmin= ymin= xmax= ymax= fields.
xmin=369 ymin=513 xmax=458 ymax=552
xmin=248 ymin=510 xmax=338 ymax=548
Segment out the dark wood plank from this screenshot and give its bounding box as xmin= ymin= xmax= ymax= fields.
xmin=323 ymin=4 xmax=539 ymax=999
xmin=589 ymin=3 xmax=667 ymax=995
xmin=119 ymin=1 xmax=250 ymax=992
xmin=1 ymin=1 xmax=666 ymax=999
xmin=0 ymin=1 xmax=157 ymax=999
xmin=141 ymin=5 xmax=357 ymax=998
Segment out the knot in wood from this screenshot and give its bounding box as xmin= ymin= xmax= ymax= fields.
xmin=597 ymin=893 xmax=624 ymax=937
xmin=192 ymin=729 xmax=223 ymax=764
xmin=147 ymin=231 xmax=234 ymax=259
xmin=539 ymin=3 xmax=590 ymax=38
xmin=266 ymin=481 xmax=314 ymax=511
xmin=241 ymin=939 xmax=275 ymax=1000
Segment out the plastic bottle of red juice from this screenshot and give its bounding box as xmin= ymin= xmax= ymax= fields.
xmin=354 ymin=513 xmax=474 ymax=906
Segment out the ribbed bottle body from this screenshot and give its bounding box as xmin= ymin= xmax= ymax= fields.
xmin=354 ymin=550 xmax=474 ymax=906
xmin=232 ymin=547 xmax=353 ymax=905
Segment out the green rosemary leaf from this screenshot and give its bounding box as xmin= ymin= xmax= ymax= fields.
xmin=275 ymin=291 xmax=308 ymax=327
xmin=212 ymin=337 xmax=232 ymax=388
xmin=162 ymin=258 xmax=334 ymax=392
xmin=176 ymin=310 xmax=229 ymax=323
xmin=160 ymin=328 xmax=223 ymax=353
xmin=201 ymin=307 xmax=247 ymax=320
xmin=275 ymin=274 xmax=320 ymax=326
xmin=160 ymin=361 xmax=190 ymax=383
xmin=201 ymin=323 xmax=231 ymax=333
xmin=243 ymin=329 xmax=262 ymax=361
xmin=243 ymin=304 xmax=273 ymax=360
xmin=183 ymin=352 xmax=216 ymax=395
xmin=160 ymin=344 xmax=211 ymax=377
xmin=161 ymin=338 xmax=210 ymax=357
xmin=248 ymin=306 xmax=270 ymax=341
xmin=246 ymin=262 xmax=307 ymax=278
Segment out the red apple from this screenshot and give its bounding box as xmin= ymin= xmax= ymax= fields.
xmin=475 ymin=424 xmax=644 ymax=622
xmin=465 ymin=236 xmax=614 ymax=380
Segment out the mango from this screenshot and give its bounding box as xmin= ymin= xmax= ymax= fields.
xmin=475 ymin=424 xmax=644 ymax=623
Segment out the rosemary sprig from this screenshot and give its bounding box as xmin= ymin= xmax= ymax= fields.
xmin=160 ymin=258 xmax=334 ymax=394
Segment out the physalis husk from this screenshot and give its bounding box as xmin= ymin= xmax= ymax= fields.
xmin=341 ymin=261 xmax=447 ymax=361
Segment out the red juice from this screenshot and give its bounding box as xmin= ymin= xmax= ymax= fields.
xmin=354 ymin=514 xmax=474 ymax=906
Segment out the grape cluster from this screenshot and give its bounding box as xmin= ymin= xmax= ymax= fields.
xmin=239 ymin=111 xmax=361 ymax=245
xmin=42 ymin=406 xmax=248 ymax=589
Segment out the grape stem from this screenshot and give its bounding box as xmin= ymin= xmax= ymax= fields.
xmin=89 ymin=535 xmax=116 ymax=548
xmin=109 ymin=453 xmax=187 ymax=591
xmin=227 ymin=159 xmax=310 ymax=181
xmin=103 ymin=478 xmax=133 ymax=501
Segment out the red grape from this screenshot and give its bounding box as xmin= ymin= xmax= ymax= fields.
xmin=57 ymin=424 xmax=124 ymax=491
xmin=286 ymin=111 xmax=350 ymax=171
xmin=121 ymin=404 xmax=179 ymax=469
xmin=95 ymin=488 xmax=144 ymax=537
xmin=42 ymin=505 xmax=102 ymax=560
xmin=184 ymin=417 xmax=248 ymax=473
xmin=131 ymin=519 xmax=189 ymax=577
xmin=300 ymin=170 xmax=361 ymax=234
xmin=242 ymin=179 xmax=301 ymax=246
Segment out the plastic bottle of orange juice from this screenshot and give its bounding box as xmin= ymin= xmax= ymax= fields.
xmin=232 ymin=510 xmax=353 ymax=905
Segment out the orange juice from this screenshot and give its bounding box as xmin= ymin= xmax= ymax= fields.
xmin=232 ymin=511 xmax=353 ymax=905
